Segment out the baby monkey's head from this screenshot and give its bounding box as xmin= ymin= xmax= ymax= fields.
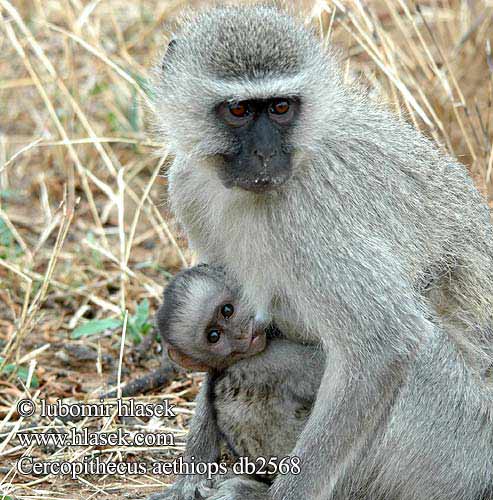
xmin=157 ymin=264 xmax=267 ymax=371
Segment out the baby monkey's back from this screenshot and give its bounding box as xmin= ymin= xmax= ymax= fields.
xmin=213 ymin=334 xmax=324 ymax=462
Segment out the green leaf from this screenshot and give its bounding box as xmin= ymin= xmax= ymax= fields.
xmin=0 ymin=188 xmax=19 ymax=201
xmin=133 ymin=73 xmax=150 ymax=94
xmin=141 ymin=323 xmax=152 ymax=335
xmin=90 ymin=81 xmax=108 ymax=96
xmin=15 ymin=366 xmax=39 ymax=388
xmin=126 ymin=321 xmax=143 ymax=344
xmin=72 ymin=318 xmax=122 ymax=339
xmin=107 ymin=111 xmax=119 ymax=132
xmin=124 ymin=299 xmax=152 ymax=344
xmin=0 ymin=357 xmax=39 ymax=388
xmin=0 ymin=219 xmax=13 ymax=246
xmin=129 ymin=88 xmax=140 ymax=132
xmin=135 ymin=298 xmax=149 ymax=330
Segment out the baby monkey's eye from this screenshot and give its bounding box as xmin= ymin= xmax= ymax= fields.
xmin=207 ymin=329 xmax=221 ymax=343
xmin=221 ymin=304 xmax=234 ymax=318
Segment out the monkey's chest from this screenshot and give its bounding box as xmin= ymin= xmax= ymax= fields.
xmin=212 ymin=373 xmax=309 ymax=461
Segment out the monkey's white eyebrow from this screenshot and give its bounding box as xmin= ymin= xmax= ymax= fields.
xmin=209 ymin=76 xmax=305 ymax=102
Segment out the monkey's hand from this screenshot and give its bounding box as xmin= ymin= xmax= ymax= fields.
xmin=196 ymin=477 xmax=269 ymax=500
xmin=147 ymin=476 xmax=212 ymax=500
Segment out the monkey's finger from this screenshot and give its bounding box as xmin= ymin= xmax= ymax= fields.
xmin=195 ymin=483 xmax=217 ymax=498
xmin=194 ymin=488 xmax=206 ymax=500
xmin=146 ymin=493 xmax=174 ymax=500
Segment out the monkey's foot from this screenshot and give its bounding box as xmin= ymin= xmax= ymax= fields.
xmin=147 ymin=478 xmax=211 ymax=500
xmin=197 ymin=477 xmax=269 ymax=500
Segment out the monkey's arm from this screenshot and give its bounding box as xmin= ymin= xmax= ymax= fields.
xmin=257 ymin=338 xmax=325 ymax=401
xmin=148 ymin=375 xmax=222 ymax=500
xmin=267 ymin=255 xmax=429 ymax=500
xmin=215 ymin=253 xmax=428 ymax=500
xmin=183 ymin=375 xmax=221 ymax=462
xmin=278 ymin=342 xmax=325 ymax=399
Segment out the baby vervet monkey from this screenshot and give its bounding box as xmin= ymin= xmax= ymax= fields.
xmin=153 ymin=264 xmax=324 ymax=500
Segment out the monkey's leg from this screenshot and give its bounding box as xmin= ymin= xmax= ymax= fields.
xmin=147 ymin=377 xmax=221 ymax=500
xmin=198 ymin=477 xmax=269 ymax=500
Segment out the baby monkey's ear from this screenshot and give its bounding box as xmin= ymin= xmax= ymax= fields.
xmin=167 ymin=347 xmax=210 ymax=372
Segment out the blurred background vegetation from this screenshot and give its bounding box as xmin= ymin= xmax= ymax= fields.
xmin=0 ymin=0 xmax=492 ymax=498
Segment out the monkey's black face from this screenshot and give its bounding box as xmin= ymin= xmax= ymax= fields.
xmin=216 ymin=98 xmax=299 ymax=193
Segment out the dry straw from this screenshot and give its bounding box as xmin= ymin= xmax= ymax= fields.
xmin=0 ymin=0 xmax=492 ymax=498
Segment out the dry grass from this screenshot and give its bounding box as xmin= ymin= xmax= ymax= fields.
xmin=0 ymin=0 xmax=492 ymax=499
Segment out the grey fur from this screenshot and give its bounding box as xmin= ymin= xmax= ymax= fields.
xmin=153 ymin=265 xmax=323 ymax=500
xmin=213 ymin=335 xmax=323 ymax=462
xmin=152 ymin=5 xmax=493 ymax=500
xmin=148 ymin=377 xmax=221 ymax=500
xmin=197 ymin=477 xmax=270 ymax=500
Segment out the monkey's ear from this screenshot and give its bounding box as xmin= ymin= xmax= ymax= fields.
xmin=167 ymin=347 xmax=209 ymax=372
xmin=161 ymin=39 xmax=177 ymax=70
xmin=167 ymin=39 xmax=177 ymax=53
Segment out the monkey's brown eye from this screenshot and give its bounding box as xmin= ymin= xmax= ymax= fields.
xmin=221 ymin=304 xmax=234 ymax=318
xmin=207 ymin=329 xmax=221 ymax=343
xmin=229 ymin=102 xmax=249 ymax=118
xmin=270 ymin=99 xmax=290 ymax=115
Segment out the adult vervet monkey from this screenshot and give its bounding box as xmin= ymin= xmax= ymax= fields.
xmin=151 ymin=5 xmax=493 ymax=500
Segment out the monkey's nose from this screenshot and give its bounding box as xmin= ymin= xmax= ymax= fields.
xmin=253 ymin=148 xmax=278 ymax=165
xmin=253 ymin=148 xmax=273 ymax=158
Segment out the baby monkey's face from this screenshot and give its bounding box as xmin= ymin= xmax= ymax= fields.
xmin=164 ymin=276 xmax=268 ymax=372
xmin=198 ymin=296 xmax=267 ymax=368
